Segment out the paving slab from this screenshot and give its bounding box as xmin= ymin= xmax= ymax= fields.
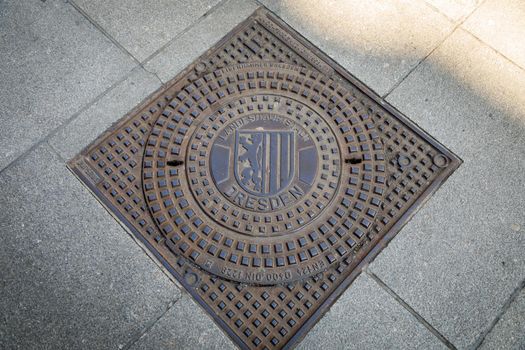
xmin=369 ymin=28 xmax=525 ymax=349
xmin=0 ymin=0 xmax=47 ymax=34
xmin=479 ymin=287 xmax=525 ymax=350
xmin=259 ymin=0 xmax=454 ymax=96
xmin=0 ymin=0 xmax=135 ymax=172
xmin=0 ymin=144 xmax=180 ymax=350
xmin=129 ymin=294 xmax=236 ymax=350
xmin=463 ymin=0 xmax=525 ymax=70
xmin=144 ymin=0 xmax=260 ymax=83
xmin=49 ymin=67 xmax=161 ymax=160
xmin=423 ymin=0 xmax=481 ymax=21
xmin=72 ymin=0 xmax=221 ymax=62
xmin=296 ymin=274 xmax=446 ymax=350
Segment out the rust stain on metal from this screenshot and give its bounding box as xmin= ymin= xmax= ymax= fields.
xmin=69 ymin=8 xmax=460 ymax=350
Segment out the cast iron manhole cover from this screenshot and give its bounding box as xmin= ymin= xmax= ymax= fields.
xmin=69 ymin=8 xmax=460 ymax=349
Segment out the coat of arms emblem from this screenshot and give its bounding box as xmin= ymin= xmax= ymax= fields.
xmin=234 ymin=130 xmax=295 ymax=196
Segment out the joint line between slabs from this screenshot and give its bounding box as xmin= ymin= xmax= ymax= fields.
xmin=0 ymin=65 xmax=141 ymax=176
xmin=382 ymin=28 xmax=454 ymax=100
xmin=141 ymin=65 xmax=164 ymax=86
xmin=67 ymin=0 xmax=141 ymax=65
xmin=47 ymin=141 xmax=68 ymax=164
xmin=419 ymin=0 xmax=486 ymax=23
xmin=69 ymin=0 xmax=166 ymax=85
xmin=382 ymin=0 xmax=488 ymax=100
xmin=460 ymin=29 xmax=525 ymax=75
xmin=67 ymin=0 xmax=231 ymax=85
xmin=121 ymin=295 xmax=183 ymax=350
xmin=136 ymin=0 xmax=231 ymax=67
xmin=419 ymin=0 xmax=457 ymax=22
xmin=473 ymin=278 xmax=525 ymax=350
xmin=366 ymin=270 xmax=457 ymax=350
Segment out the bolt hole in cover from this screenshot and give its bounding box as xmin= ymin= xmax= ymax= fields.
xmin=69 ymin=8 xmax=460 ymax=350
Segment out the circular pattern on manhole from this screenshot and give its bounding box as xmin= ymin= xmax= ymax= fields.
xmin=189 ymin=96 xmax=340 ymax=235
xmin=142 ymin=63 xmax=386 ymax=284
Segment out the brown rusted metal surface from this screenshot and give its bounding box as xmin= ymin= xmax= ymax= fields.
xmin=68 ymin=8 xmax=461 ymax=350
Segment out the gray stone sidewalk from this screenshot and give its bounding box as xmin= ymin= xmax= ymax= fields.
xmin=0 ymin=0 xmax=523 ymax=349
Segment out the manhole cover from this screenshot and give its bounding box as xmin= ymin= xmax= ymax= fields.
xmin=69 ymin=8 xmax=460 ymax=350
